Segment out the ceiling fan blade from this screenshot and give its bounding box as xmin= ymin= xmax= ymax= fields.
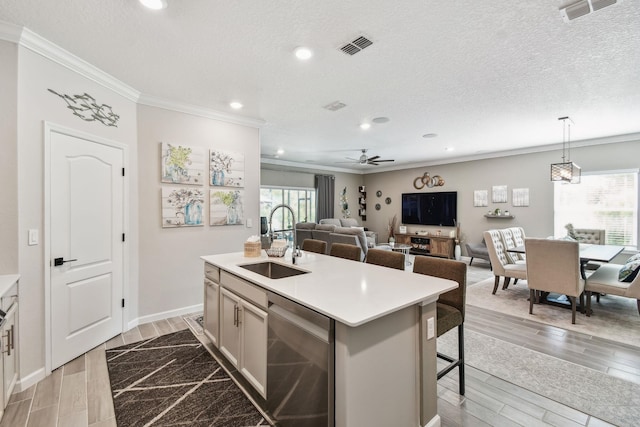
xmin=373 ymin=159 xmax=394 ymax=163
xmin=367 ymin=155 xmax=380 ymax=162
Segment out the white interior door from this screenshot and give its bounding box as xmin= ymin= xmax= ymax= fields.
xmin=49 ymin=129 xmax=124 ymax=369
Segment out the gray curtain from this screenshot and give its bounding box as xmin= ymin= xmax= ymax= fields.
xmin=315 ymin=174 xmax=335 ymax=221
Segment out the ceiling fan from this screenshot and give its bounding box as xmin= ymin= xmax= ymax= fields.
xmin=340 ymin=149 xmax=395 ymax=166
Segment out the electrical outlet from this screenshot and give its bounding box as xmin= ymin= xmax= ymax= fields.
xmin=427 ymin=317 xmax=435 ymax=340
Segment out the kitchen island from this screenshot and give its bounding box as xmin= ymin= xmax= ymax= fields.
xmin=201 ymin=251 xmax=457 ymax=427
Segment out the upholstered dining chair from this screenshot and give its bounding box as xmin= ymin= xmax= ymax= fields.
xmin=365 ymin=248 xmax=405 ymax=270
xmin=301 ymin=238 xmax=327 ymax=255
xmin=525 ymin=238 xmax=585 ymax=324
xmin=413 ymin=256 xmax=467 ymax=395
xmin=483 ymin=230 xmax=527 ymax=294
xmin=329 ymin=243 xmax=362 ymax=261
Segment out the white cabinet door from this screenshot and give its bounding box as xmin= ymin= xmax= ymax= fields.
xmin=219 ymin=288 xmax=241 ymax=367
xmin=2 ymin=303 xmax=17 ymax=408
xmin=204 ymin=279 xmax=219 ymax=347
xmin=239 ymin=299 xmax=267 ymax=398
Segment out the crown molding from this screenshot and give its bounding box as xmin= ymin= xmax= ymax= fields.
xmin=260 ymin=157 xmax=363 ymax=174
xmin=16 ymin=26 xmax=141 ymax=102
xmin=0 ymin=20 xmax=22 ymax=43
xmin=138 ymin=93 xmax=266 ymax=128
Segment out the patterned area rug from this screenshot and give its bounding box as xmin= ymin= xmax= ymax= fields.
xmin=466 ymin=277 xmax=640 ymax=346
xmin=106 ymin=329 xmax=270 ymax=426
xmin=439 ymin=329 xmax=640 ymax=427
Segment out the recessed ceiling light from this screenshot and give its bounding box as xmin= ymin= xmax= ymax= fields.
xmin=360 ymin=123 xmax=371 ymax=130
xmin=444 ymin=147 xmax=454 ymax=152
xmin=294 ymin=47 xmax=313 ymax=60
xmin=276 ymin=148 xmax=285 ymax=155
xmin=422 ymin=133 xmax=438 ymax=138
xmin=139 ymin=0 xmax=168 ymax=10
xmin=372 ymin=117 xmax=390 ymax=124
xmin=230 ymin=102 xmax=243 ymax=109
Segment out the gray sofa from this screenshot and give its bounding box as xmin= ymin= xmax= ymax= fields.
xmin=295 ymin=220 xmax=372 ymax=261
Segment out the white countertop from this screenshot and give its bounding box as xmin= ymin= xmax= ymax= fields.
xmin=0 ymin=274 xmax=20 ymax=297
xmin=201 ymin=252 xmax=457 ymax=327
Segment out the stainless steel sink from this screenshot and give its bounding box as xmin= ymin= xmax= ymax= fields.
xmin=239 ymin=262 xmax=309 ymax=279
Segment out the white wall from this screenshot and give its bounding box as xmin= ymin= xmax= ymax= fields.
xmin=362 ymin=140 xmax=640 ymax=249
xmin=137 ymin=105 xmax=260 ymax=320
xmin=16 ymin=46 xmax=138 ymax=382
xmin=0 ymin=40 xmax=18 ymax=274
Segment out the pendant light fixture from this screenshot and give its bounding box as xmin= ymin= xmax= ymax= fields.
xmin=550 ymin=116 xmax=581 ymax=184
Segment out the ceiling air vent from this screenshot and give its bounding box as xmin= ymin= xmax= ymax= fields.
xmin=323 ymin=101 xmax=347 ymax=111
xmin=340 ymin=35 xmax=373 ymax=56
xmin=560 ymin=0 xmax=621 ymax=22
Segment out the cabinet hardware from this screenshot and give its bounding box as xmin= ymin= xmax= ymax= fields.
xmin=10 ymin=324 xmax=14 ymax=350
xmin=54 ymin=257 xmax=78 ymax=266
xmin=3 ymin=331 xmax=9 ymax=356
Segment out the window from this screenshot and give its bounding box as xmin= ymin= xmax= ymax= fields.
xmin=260 ymin=186 xmax=316 ymax=239
xmin=554 ymin=170 xmax=638 ymax=248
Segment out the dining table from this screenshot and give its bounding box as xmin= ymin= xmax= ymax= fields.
xmin=508 ymin=242 xmax=625 ymax=280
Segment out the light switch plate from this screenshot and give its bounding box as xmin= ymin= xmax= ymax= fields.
xmin=28 ymin=229 xmax=39 ymax=246
xmin=246 ymin=218 xmax=252 ymax=228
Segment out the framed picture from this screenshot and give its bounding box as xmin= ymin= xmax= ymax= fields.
xmin=161 ymin=143 xmax=205 ymax=185
xmin=512 ymin=188 xmax=530 ymax=207
xmin=210 ymin=189 xmax=244 ymax=225
xmin=161 ymin=187 xmax=204 ymax=227
xmin=210 ymin=149 xmax=245 ymax=187
xmin=473 ymin=190 xmax=488 ymax=207
xmin=492 ymin=185 xmax=508 ymax=203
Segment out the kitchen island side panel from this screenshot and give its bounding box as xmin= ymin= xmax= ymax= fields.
xmin=334 ymin=305 xmax=424 ymax=427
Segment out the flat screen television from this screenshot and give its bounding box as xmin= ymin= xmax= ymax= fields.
xmin=401 ymin=192 xmax=457 ymax=227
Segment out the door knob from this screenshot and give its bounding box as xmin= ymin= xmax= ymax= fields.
xmin=54 ymin=257 xmax=78 ymax=266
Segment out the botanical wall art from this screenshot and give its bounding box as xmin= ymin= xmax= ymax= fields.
xmin=210 ymin=189 xmax=244 ymax=226
xmin=210 ymin=149 xmax=245 ymax=187
xmin=48 ymin=89 xmax=120 ymax=127
xmin=161 ymin=143 xmax=205 ymax=185
xmin=512 ymin=188 xmax=530 ymax=207
xmin=161 ymin=187 xmax=204 ymax=227
xmin=492 ymin=185 xmax=508 ymax=203
xmin=473 ymin=190 xmax=488 ymax=207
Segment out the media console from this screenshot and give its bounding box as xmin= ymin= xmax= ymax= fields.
xmin=393 ymin=233 xmax=456 ymax=259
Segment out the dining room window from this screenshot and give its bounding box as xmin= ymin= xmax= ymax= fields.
xmin=554 ymin=170 xmax=638 ymax=249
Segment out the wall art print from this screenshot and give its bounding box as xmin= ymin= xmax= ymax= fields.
xmin=48 ymin=89 xmax=120 ymax=127
xmin=492 ymin=185 xmax=508 ymax=203
xmin=210 ymin=149 xmax=244 ymax=187
xmin=161 ymin=143 xmax=205 ymax=185
xmin=161 ymin=187 xmax=204 ymax=227
xmin=210 ymin=189 xmax=244 ymax=226
xmin=473 ymin=190 xmax=488 ymax=207
xmin=512 ymin=188 xmax=530 ymax=207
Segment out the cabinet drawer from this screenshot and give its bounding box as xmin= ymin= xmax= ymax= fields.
xmin=204 ymin=263 xmax=220 ymax=283
xmin=220 ymin=271 xmax=267 ymax=310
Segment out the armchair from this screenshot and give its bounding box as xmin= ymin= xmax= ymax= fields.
xmin=483 ymin=230 xmax=527 ymax=294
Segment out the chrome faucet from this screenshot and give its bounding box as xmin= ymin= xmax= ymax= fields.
xmin=268 ymin=203 xmax=301 ymax=263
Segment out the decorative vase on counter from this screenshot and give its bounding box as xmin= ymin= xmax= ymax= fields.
xmin=455 ymin=244 xmax=461 ymax=261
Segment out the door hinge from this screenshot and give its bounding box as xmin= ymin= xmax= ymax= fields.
xmin=122 ymin=168 xmax=125 ymax=176
xmin=122 ymin=233 xmax=125 ymax=242
xmin=122 ymin=298 xmax=125 ymax=308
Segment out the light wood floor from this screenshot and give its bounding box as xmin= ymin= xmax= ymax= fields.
xmin=1 ymin=260 xmax=636 ymax=426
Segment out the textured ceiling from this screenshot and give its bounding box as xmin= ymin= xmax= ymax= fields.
xmin=1 ymin=0 xmax=639 ymax=172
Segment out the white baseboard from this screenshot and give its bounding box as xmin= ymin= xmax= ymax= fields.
xmin=127 ymin=303 xmax=204 ymax=330
xmin=15 ymin=367 xmax=46 ymax=393
xmin=424 ymin=414 xmax=441 ymax=427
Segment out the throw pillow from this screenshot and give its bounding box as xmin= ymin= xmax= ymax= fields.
xmin=618 ymin=258 xmax=640 ymax=282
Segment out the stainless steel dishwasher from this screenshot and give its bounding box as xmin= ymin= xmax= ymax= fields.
xmin=267 ymin=292 xmax=334 ymax=427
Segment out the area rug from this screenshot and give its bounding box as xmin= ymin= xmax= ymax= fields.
xmin=466 ymin=277 xmax=640 ymax=347
xmin=106 ymin=329 xmax=270 ymax=426
xmin=438 ymin=329 xmax=640 ymax=427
